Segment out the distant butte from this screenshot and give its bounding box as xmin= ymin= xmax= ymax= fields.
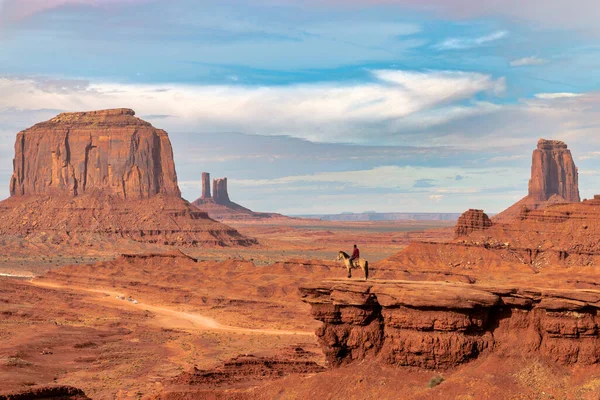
xmin=494 ymin=138 xmax=580 ymax=222
xmin=0 ymin=109 xmax=256 ymax=247
xmin=192 ymin=171 xmax=289 ymax=221
xmin=380 ymin=137 xmax=600 ymax=278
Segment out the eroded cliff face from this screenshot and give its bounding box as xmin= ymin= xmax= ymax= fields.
xmin=0 ymin=109 xmax=257 ymax=247
xmin=493 ymin=139 xmax=580 ymax=223
xmin=200 ymin=172 xmax=211 ymax=199
xmin=10 ymin=108 xmax=180 ymax=199
xmin=212 ymin=178 xmax=231 ymax=204
xmin=301 ymin=280 xmax=600 ymax=369
xmin=455 ymin=209 xmax=492 ymax=238
xmin=529 ymin=139 xmax=580 ymax=203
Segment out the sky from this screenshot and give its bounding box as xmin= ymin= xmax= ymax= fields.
xmin=1 ymin=0 xmax=600 ymax=214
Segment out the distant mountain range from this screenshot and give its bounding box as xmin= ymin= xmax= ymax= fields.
xmin=294 ymin=212 xmax=468 ymax=222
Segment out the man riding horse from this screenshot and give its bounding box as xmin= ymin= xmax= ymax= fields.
xmin=337 ymin=245 xmax=368 ymax=280
xmin=349 ymin=244 xmax=359 ymax=267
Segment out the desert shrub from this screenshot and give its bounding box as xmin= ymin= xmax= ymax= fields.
xmin=428 ymin=375 xmax=444 ymax=388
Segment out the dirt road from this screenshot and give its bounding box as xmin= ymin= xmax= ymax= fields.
xmin=31 ymin=279 xmax=313 ymax=336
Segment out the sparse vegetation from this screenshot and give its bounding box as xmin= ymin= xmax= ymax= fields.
xmin=5 ymin=357 xmax=32 ymax=367
xmin=428 ymin=375 xmax=444 ymax=388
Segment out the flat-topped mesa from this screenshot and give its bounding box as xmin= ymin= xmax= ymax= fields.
xmin=0 ymin=109 xmax=258 ymax=247
xmin=455 ymin=209 xmax=492 ymax=238
xmin=528 ymin=138 xmax=580 ymax=203
xmin=212 ymin=177 xmax=231 ymax=205
xmin=9 ymin=108 xmax=180 ymax=199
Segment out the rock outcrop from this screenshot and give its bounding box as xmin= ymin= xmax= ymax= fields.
xmin=529 ymin=139 xmax=580 ymax=203
xmin=0 ymin=109 xmax=256 ymax=247
xmin=212 ymin=178 xmax=231 ymax=204
xmin=200 ymin=172 xmax=211 ymax=199
xmin=10 ymin=109 xmax=180 ymax=199
xmin=0 ymin=386 xmax=90 ymax=399
xmin=192 ymin=172 xmax=288 ymax=221
xmin=454 ymin=209 xmax=492 ymax=238
xmin=495 ymin=138 xmax=580 ymax=222
xmin=301 ymin=280 xmax=600 ymax=369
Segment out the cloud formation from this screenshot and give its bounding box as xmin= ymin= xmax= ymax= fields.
xmin=0 ymin=70 xmax=504 ymax=144
xmin=510 ymin=56 xmax=547 ymax=67
xmin=311 ymin=0 xmax=600 ymax=35
xmin=534 ymin=92 xmax=583 ymax=100
xmin=435 ymin=30 xmax=508 ymax=50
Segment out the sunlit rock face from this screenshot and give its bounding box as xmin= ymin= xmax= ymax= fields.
xmin=10 ymin=108 xmax=180 ymax=199
xmin=528 ymin=138 xmax=580 ymax=203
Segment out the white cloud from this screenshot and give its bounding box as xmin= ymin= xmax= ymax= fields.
xmin=487 ymin=154 xmax=526 ymax=163
xmin=579 ymin=152 xmax=600 ymax=161
xmin=510 ymin=56 xmax=547 ymax=67
xmin=429 ymin=194 xmax=444 ymax=202
xmin=230 ymin=165 xmax=526 ymax=192
xmin=0 ymin=70 xmax=504 ymax=144
xmin=435 ymin=30 xmax=508 ymax=50
xmin=534 ymin=92 xmax=583 ymax=99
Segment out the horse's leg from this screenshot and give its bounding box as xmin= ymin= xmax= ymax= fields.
xmin=364 ymin=261 xmax=369 ymax=281
xmin=347 ymin=262 xmax=352 ymax=278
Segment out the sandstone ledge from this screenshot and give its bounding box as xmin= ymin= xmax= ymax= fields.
xmin=300 ymin=279 xmax=600 ymax=369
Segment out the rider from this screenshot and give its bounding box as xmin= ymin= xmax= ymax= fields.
xmin=349 ymin=244 xmax=359 ymax=267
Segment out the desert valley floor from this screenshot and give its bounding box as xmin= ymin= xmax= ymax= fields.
xmin=0 ymin=219 xmax=459 ymax=399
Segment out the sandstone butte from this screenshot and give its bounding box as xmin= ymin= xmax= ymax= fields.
xmin=299 ymin=138 xmax=600 ymax=372
xmin=192 ymin=171 xmax=287 ymax=221
xmin=494 ymin=138 xmax=580 ymax=222
xmin=0 ymin=108 xmax=256 ymax=247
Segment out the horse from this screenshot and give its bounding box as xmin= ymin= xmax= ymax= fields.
xmin=337 ymin=251 xmax=369 ymax=280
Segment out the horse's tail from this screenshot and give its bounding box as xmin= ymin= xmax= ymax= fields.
xmin=364 ymin=260 xmax=369 ymax=280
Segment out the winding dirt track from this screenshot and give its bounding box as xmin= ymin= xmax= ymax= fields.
xmin=31 ymin=279 xmax=313 ymax=336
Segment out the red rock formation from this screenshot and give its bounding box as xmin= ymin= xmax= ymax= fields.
xmin=301 ymin=280 xmax=600 ymax=369
xmin=494 ymin=138 xmax=580 ymax=223
xmin=200 ymin=172 xmax=211 ymax=199
xmin=10 ymin=109 xmax=180 ymax=199
xmin=0 ymin=109 xmax=256 ymax=247
xmin=529 ymin=139 xmax=580 ymax=203
xmin=192 ymin=173 xmax=288 ymax=221
xmin=0 ymin=386 xmax=90 ymax=399
xmin=172 ymin=353 xmax=325 ymax=387
xmin=212 ymin=178 xmax=230 ymax=204
xmin=454 ymin=209 xmax=492 ymax=238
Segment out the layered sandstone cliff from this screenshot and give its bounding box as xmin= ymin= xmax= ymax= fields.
xmin=495 ymin=138 xmax=580 ymax=222
xmin=10 ymin=109 xmax=180 ymax=199
xmin=301 ymin=280 xmax=600 ymax=369
xmin=454 ymin=209 xmax=492 ymax=238
xmin=0 ymin=109 xmax=256 ymax=247
xmin=529 ymin=139 xmax=580 ymax=203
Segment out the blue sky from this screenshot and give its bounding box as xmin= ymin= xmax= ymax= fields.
xmin=1 ymin=0 xmax=600 ymax=213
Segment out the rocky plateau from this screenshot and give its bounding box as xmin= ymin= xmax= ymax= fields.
xmin=0 ymin=109 xmax=256 ymax=247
